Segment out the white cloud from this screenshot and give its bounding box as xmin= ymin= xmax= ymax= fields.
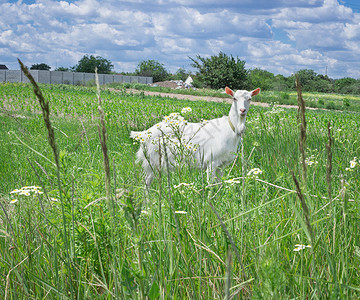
xmin=277 ymin=0 xmax=353 ymax=23
xmin=0 ymin=0 xmax=359 ymax=78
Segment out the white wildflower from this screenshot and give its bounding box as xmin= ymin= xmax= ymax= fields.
xmin=181 ymin=107 xmax=192 ymax=114
xmin=225 ymin=178 xmax=241 ymax=184
xmin=19 ymin=190 xmax=31 ymax=196
xmin=175 ymin=210 xmax=187 ymax=214
xmin=346 ymin=157 xmax=358 ymax=170
xmin=174 ymin=182 xmax=194 ymax=189
xmin=293 ymin=244 xmax=311 ymax=252
xmin=305 ymin=155 xmax=318 ymax=166
xmin=247 ymin=168 xmax=263 ymax=177
xmin=10 ymin=189 xmax=21 ymax=194
xmin=305 ymin=159 xmax=318 ymax=166
xmin=265 ymin=107 xmax=285 ymax=115
xmin=9 ymin=185 xmax=44 ymax=200
xmin=163 ymin=112 xmax=185 ymax=126
xmin=10 ymin=199 xmax=18 ymax=204
xmin=350 ymin=158 xmax=357 ymax=168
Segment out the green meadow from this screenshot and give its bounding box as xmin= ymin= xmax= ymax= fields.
xmin=0 ymin=82 xmax=359 ymax=299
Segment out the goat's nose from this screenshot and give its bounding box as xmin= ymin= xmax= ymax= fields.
xmin=240 ymin=108 xmax=246 ymax=114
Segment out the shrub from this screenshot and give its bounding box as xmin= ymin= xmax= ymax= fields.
xmin=86 ymin=79 xmax=96 ymax=87
xmin=280 ymin=92 xmax=290 ymax=100
xmin=326 ymin=101 xmax=336 ymax=110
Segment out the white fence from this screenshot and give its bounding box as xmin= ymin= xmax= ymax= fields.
xmin=0 ymin=70 xmax=153 ymax=85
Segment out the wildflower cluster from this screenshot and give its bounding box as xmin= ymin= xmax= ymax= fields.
xmin=174 ymin=182 xmax=194 ymax=189
xmin=183 ymin=139 xmax=199 ymax=152
xmin=9 ymin=186 xmax=43 ymax=203
xmin=163 ymin=112 xmax=186 ymax=127
xmin=9 ymin=186 xmax=60 ymax=203
xmin=305 ymin=155 xmax=319 ymax=166
xmin=133 ymin=130 xmax=153 ymax=142
xmin=10 ymin=186 xmax=43 ymax=196
xmin=224 ymin=178 xmax=241 ymax=184
xmin=345 ymin=157 xmax=359 ymax=171
xmin=293 ymin=244 xmax=311 ymax=252
xmin=133 ymin=107 xmax=201 ymax=156
xmin=247 ymin=168 xmax=263 ymax=177
xmin=133 ymin=108 xmax=192 ymax=144
xmin=265 ymin=107 xmax=285 ymax=115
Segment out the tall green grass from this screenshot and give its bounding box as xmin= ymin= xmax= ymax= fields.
xmin=0 ymin=81 xmax=359 ymax=298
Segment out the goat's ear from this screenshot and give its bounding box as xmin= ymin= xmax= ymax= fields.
xmin=251 ymin=88 xmax=261 ymax=96
xmin=225 ymin=86 xmax=234 ymax=97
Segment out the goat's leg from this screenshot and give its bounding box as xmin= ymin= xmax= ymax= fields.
xmin=215 ymin=168 xmax=223 ymax=181
xmin=206 ymin=166 xmax=213 ymax=183
xmin=206 ymin=162 xmax=221 ymax=183
xmin=145 ymin=172 xmax=154 ymax=190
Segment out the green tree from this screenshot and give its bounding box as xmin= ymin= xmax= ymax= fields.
xmin=135 ymin=60 xmax=170 ymax=82
xmin=273 ymin=74 xmax=293 ymax=91
xmin=55 ymin=66 xmax=70 ymax=72
xmin=334 ymin=77 xmax=357 ymax=93
xmin=73 ymin=55 xmax=113 ymax=74
xmin=293 ymin=69 xmax=333 ymax=92
xmin=293 ymin=69 xmax=317 ymax=91
xmin=189 ymin=52 xmax=248 ymax=90
xmin=30 ymin=63 xmax=51 ymax=71
xmin=248 ymin=68 xmax=274 ymax=91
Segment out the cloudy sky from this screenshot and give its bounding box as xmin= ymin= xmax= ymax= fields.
xmin=1 ymin=0 xmax=360 ymax=78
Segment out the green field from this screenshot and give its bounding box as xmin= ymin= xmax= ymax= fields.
xmin=0 ymin=82 xmax=359 ymax=298
xmin=109 ymin=82 xmax=360 ymax=112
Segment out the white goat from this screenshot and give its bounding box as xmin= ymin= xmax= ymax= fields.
xmin=130 ymin=87 xmax=260 ymax=187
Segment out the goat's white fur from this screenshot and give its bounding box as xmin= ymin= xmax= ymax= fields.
xmin=130 ymin=87 xmax=260 ymax=187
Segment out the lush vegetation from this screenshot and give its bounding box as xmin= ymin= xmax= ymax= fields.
xmin=190 ymin=52 xmax=248 ymax=90
xmin=55 ymin=55 xmax=114 ymax=74
xmin=35 ymin=52 xmax=360 ymax=95
xmin=108 ymin=82 xmax=360 ymax=113
xmin=30 ymin=63 xmax=51 ymax=71
xmin=135 ymin=60 xmax=171 ymax=82
xmin=0 ymin=82 xmax=359 ymax=298
xmin=250 ymin=69 xmax=360 ymax=95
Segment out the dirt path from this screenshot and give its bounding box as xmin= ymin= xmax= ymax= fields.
xmin=110 ymin=88 xmax=316 ymax=110
xmin=125 ymin=88 xmax=269 ymax=106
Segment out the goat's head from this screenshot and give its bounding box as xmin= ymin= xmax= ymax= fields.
xmin=225 ymin=87 xmax=261 ymax=117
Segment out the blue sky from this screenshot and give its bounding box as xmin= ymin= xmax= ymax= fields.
xmin=1 ymin=0 xmax=360 ymax=78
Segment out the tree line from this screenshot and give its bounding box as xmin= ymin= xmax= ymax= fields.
xmin=30 ymin=53 xmax=360 ymax=95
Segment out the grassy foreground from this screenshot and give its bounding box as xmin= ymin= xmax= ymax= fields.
xmin=0 ymin=82 xmax=359 ymax=299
